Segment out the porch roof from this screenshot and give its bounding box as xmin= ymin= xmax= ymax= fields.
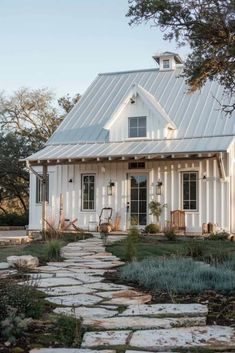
xmin=26 ymin=135 xmax=233 ymax=164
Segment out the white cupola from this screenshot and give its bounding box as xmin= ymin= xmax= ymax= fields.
xmin=152 ymin=51 xmax=183 ymax=71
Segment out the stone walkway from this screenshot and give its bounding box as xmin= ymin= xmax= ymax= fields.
xmin=25 ymin=235 xmax=235 ymax=353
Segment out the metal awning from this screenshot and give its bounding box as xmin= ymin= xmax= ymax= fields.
xmin=25 ymin=135 xmax=233 ymax=165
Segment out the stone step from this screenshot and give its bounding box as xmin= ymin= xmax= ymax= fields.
xmin=130 ymin=326 xmax=235 ymax=351
xmin=120 ymin=303 xmax=208 ymax=318
xmin=30 ymin=349 xmax=115 ymax=353
xmin=46 ymin=293 xmax=103 ymax=306
xmin=83 ymin=315 xmax=206 ymax=330
xmin=54 ymin=306 xmax=118 ymax=318
xmin=82 ymin=326 xmax=235 ymax=350
xmin=102 ymin=290 xmax=152 ymax=306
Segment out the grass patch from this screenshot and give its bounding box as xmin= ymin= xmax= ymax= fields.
xmin=107 ymin=236 xmax=235 ymax=262
xmin=120 ymin=257 xmax=235 ymax=294
xmin=0 ymin=232 xmax=93 ymax=263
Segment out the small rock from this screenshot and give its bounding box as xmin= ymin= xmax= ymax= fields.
xmin=0 ymin=262 xmax=10 ymax=270
xmin=7 ymin=255 xmax=39 ymax=269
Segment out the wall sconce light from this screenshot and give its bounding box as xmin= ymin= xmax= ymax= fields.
xmin=107 ymin=179 xmax=115 ymax=196
xmin=68 ymin=178 xmax=73 ymax=183
xmin=130 ymin=97 xmax=135 ymax=104
xmin=202 ymin=175 xmax=207 ymax=181
xmin=156 ymin=180 xmax=163 ymax=195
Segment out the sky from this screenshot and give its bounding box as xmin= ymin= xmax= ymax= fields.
xmin=0 ymin=0 xmax=188 ymax=97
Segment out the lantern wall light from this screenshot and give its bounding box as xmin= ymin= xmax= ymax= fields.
xmin=156 ymin=180 xmax=163 ymax=195
xmin=107 ymin=179 xmax=115 ymax=196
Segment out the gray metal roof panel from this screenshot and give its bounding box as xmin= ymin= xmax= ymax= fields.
xmin=47 ymin=67 xmax=235 ymax=146
xmin=27 ymin=136 xmax=234 ymax=162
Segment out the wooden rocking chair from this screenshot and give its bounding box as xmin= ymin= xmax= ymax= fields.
xmin=171 ymin=210 xmax=186 ymax=234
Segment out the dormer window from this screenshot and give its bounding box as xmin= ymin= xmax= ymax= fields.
xmin=163 ymin=59 xmax=170 ymax=69
xmin=128 ymin=116 xmax=146 ymax=138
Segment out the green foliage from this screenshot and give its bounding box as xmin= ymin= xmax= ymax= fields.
xmin=56 ymin=314 xmax=83 ymax=347
xmin=0 ymin=280 xmax=45 ymax=322
xmin=184 ymin=240 xmax=203 ymax=258
xmin=0 ymin=212 xmax=28 ymax=226
xmin=127 ymin=1 xmax=235 ymax=112
xmin=145 ymin=223 xmax=160 ymax=234
xmin=149 ymin=201 xmax=167 ymax=222
xmin=125 ymin=227 xmax=140 ymax=262
xmin=120 ymin=257 xmax=235 ymax=294
xmin=0 ymin=307 xmax=30 ymax=344
xmin=164 ymin=229 xmax=176 ymax=241
xmin=45 ymin=240 xmax=63 ymax=262
xmin=208 ymin=231 xmax=229 ymax=241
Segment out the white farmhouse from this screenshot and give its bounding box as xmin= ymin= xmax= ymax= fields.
xmin=26 ymin=52 xmax=235 ymax=234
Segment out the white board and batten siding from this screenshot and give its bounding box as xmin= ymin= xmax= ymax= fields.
xmin=29 ymin=155 xmax=230 ymax=233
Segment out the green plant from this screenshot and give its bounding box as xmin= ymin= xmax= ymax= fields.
xmin=208 ymin=231 xmax=229 ymax=241
xmin=45 ymin=240 xmax=63 ymax=261
xmin=0 ymin=212 xmax=28 ymax=226
xmin=164 ymin=229 xmax=176 ymax=241
xmin=0 ymin=280 xmax=45 ymax=321
xmin=120 ymin=257 xmax=235 ymax=294
xmin=149 ymin=201 xmax=167 ymax=223
xmin=56 ymin=314 xmax=82 ymax=347
xmin=145 ymin=223 xmax=160 ymax=234
xmin=125 ymin=226 xmax=140 ymax=262
xmin=0 ymin=306 xmax=30 ymax=344
xmin=184 ymin=240 xmax=203 ymax=258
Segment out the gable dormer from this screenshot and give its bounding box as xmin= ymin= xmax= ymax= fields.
xmin=104 ymin=83 xmax=177 ymax=142
xmin=153 ymin=51 xmax=183 ymax=71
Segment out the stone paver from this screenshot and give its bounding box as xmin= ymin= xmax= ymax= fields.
xmin=83 ymin=316 xmax=206 ymax=330
xmin=130 ymin=326 xmax=235 ymax=350
xmin=0 ymin=262 xmax=9 ymax=270
xmin=47 ymin=293 xmax=102 ymax=306
xmin=39 ymin=285 xmax=96 ymax=296
xmin=81 ymin=330 xmax=131 ymax=348
xmin=30 ymin=349 xmax=116 ymax=353
xmin=54 ymin=306 xmax=118 ymax=318
xmin=120 ymin=303 xmax=208 ymax=317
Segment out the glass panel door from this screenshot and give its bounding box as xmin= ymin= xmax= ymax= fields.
xmin=130 ymin=175 xmax=147 ymax=226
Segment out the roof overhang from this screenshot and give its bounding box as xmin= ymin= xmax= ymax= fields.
xmin=24 ymin=135 xmax=233 ymax=166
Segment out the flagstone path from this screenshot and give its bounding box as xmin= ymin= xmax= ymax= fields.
xmin=26 ymin=235 xmax=235 ymax=353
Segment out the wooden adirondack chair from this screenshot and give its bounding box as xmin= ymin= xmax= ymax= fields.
xmin=171 ymin=210 xmax=186 ymax=234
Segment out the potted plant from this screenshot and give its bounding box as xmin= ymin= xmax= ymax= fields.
xmin=149 ymin=201 xmax=167 ymax=230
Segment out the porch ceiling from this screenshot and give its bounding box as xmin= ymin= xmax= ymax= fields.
xmin=25 ymin=135 xmax=233 ymax=165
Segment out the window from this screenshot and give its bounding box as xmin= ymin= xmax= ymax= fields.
xmin=182 ymin=172 xmax=198 ymax=211
xmin=82 ymin=174 xmax=95 ymax=211
xmin=163 ymin=59 xmax=170 ymax=69
xmin=36 ymin=175 xmax=49 ymax=203
xmin=128 ymin=162 xmax=145 ymax=169
xmin=128 ymin=116 xmax=146 ymax=138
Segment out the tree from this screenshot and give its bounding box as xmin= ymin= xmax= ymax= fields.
xmin=0 ymin=133 xmax=34 ymax=213
xmin=127 ymin=0 xmax=235 ymax=112
xmin=0 ymin=89 xmax=80 ymax=215
xmin=0 ymin=88 xmax=80 ymax=150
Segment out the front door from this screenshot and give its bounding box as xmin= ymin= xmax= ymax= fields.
xmin=129 ymin=174 xmax=148 ymax=226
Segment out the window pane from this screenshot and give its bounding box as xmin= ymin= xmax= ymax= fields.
xmin=138 ymin=127 xmax=146 ymax=137
xmin=131 ymin=176 xmax=138 ymax=187
xmin=183 ymin=173 xmax=189 ymax=181
xmin=183 ymin=182 xmax=189 ymax=200
xmin=129 ymin=128 xmax=137 ymax=138
xmin=139 ymin=201 xmax=146 ymax=213
xmin=139 ymin=188 xmax=147 ymax=200
xmin=138 ymin=117 xmax=146 ymax=128
xmin=183 ymin=201 xmax=189 ymax=210
xmin=131 ymin=188 xmax=138 ymax=200
xmin=129 ymin=118 xmax=138 ymax=128
xmin=131 ymin=214 xmax=138 ymax=225
xmin=190 ymin=173 xmax=196 ymax=181
xmin=190 ymin=181 xmax=197 ymax=200
xmin=139 ymin=214 xmax=147 ymax=225
xmin=131 ymin=201 xmax=138 ymax=213
xmin=190 ymin=201 xmax=197 ymax=210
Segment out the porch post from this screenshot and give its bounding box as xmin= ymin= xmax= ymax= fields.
xmin=42 ymin=164 xmax=48 ymax=233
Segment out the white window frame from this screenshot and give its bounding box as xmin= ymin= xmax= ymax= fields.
xmin=81 ymin=174 xmax=96 ymax=211
xmin=128 ymin=116 xmax=147 ymax=138
xmin=36 ymin=174 xmax=49 ymax=204
xmin=163 ymin=59 xmax=170 ymax=69
xmin=181 ymin=171 xmax=198 ymax=212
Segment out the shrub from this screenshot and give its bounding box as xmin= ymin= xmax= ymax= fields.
xmin=0 ymin=306 xmax=30 ymax=344
xmin=56 ymin=314 xmax=82 ymax=347
xmin=125 ymin=227 xmax=140 ymax=262
xmin=145 ymin=223 xmax=160 ymax=234
xmin=208 ymin=231 xmax=229 ymax=241
xmin=184 ymin=240 xmax=203 ymax=258
xmin=120 ymin=257 xmax=235 ymax=294
xmin=149 ymin=201 xmax=167 ymax=223
xmin=45 ymin=240 xmax=63 ymax=261
xmin=164 ymin=229 xmax=176 ymax=241
xmin=0 ymin=280 xmax=45 ymax=322
xmin=0 ymin=212 xmax=28 ymax=226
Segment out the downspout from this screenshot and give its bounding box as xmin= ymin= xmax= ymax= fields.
xmin=26 ymin=161 xmax=48 ymax=233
